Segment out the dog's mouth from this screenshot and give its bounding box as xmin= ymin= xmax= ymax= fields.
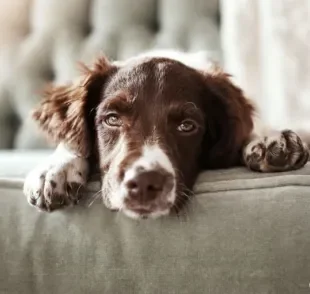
xmin=122 ymin=206 xmax=171 ymax=219
xmin=131 ymin=207 xmax=152 ymax=214
xmin=122 ymin=200 xmax=174 ymax=219
xmin=101 ymin=179 xmax=176 ymax=219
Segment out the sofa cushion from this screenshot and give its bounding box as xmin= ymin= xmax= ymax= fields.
xmin=1 ymin=162 xmax=310 ymax=293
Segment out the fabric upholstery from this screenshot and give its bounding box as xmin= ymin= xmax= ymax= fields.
xmin=1 ymin=153 xmax=310 ymax=293
xmin=0 ymin=0 xmax=220 ymax=149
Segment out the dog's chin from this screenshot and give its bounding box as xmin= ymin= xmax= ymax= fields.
xmin=102 ymin=192 xmax=174 ymax=220
xmin=122 ymin=207 xmax=171 ymax=220
xmin=102 ymin=181 xmax=177 ymax=219
xmin=106 ymin=197 xmax=173 ymax=220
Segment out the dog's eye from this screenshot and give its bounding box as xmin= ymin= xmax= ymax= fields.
xmin=104 ymin=114 xmax=122 ymax=127
xmin=177 ymin=120 xmax=197 ymax=133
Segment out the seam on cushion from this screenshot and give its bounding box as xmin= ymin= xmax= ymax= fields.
xmin=0 ymin=178 xmax=101 ymax=192
xmin=1 ymin=174 xmax=310 ymax=194
xmin=1 ymin=183 xmax=309 ymax=197
xmin=195 ymin=183 xmax=310 ymax=196
xmin=195 ymin=168 xmax=310 ymax=184
xmin=194 ymin=175 xmax=310 ymax=194
xmin=0 ymin=178 xmax=24 ymax=190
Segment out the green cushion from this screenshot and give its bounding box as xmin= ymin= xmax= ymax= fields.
xmin=1 ymin=152 xmax=310 ymax=293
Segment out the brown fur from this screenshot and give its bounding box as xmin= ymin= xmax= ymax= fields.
xmin=33 ymin=56 xmax=116 ymax=157
xmin=200 ymin=68 xmax=255 ymax=168
xmin=32 ymin=55 xmax=255 ymax=210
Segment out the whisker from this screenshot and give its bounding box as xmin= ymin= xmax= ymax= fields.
xmin=74 ymin=183 xmax=84 ymax=199
xmin=86 ymin=189 xmax=103 ymax=207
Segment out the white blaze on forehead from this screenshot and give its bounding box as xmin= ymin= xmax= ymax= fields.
xmin=134 ymin=144 xmax=175 ymax=175
xmin=123 ymin=143 xmax=175 ymax=183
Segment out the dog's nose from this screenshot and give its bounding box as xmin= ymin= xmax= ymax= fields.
xmin=125 ymin=170 xmax=166 ymax=202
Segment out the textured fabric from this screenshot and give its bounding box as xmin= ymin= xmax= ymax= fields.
xmin=0 ymin=0 xmax=220 ymax=149
xmin=221 ymin=0 xmax=310 ymax=131
xmin=1 ymin=170 xmax=310 ymax=293
xmin=1 ymin=152 xmax=310 ymax=293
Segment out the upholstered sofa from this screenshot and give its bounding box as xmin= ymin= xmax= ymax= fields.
xmin=1 ymin=1 xmax=310 ymax=293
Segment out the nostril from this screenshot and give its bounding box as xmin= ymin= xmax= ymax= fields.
xmin=126 ymin=180 xmax=138 ymax=190
xmin=146 ymin=184 xmax=162 ymax=192
xmin=124 ymin=170 xmax=167 ymax=202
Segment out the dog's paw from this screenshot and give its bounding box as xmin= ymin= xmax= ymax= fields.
xmin=243 ymin=130 xmax=309 ymax=172
xmin=23 ymin=157 xmax=89 ymax=211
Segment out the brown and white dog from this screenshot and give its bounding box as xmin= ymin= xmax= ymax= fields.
xmin=23 ymin=50 xmax=309 ymax=219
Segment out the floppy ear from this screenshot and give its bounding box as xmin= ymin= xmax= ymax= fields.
xmin=200 ymin=66 xmax=255 ymax=168
xmin=33 ymin=56 xmax=115 ymax=157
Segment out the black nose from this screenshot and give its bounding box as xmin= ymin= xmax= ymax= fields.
xmin=125 ymin=171 xmax=166 ymax=202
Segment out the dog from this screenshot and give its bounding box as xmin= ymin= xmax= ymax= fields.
xmin=23 ymin=50 xmax=309 ymax=219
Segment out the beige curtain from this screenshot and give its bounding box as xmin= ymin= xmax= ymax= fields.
xmin=221 ymin=0 xmax=310 ymax=131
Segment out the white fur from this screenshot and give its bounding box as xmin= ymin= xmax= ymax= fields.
xmin=23 ymin=143 xmax=88 ymax=208
xmin=123 ymin=144 xmax=176 ymax=203
xmin=106 ymin=143 xmax=176 ymax=219
xmin=123 ymin=207 xmax=170 ymax=220
xmin=125 ymin=144 xmax=175 ymax=180
xmin=101 ymin=135 xmax=128 ymax=210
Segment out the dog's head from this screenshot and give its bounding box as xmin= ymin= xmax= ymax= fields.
xmin=33 ymin=54 xmax=254 ymax=219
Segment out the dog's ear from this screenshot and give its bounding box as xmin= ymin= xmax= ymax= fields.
xmin=200 ymin=65 xmax=255 ymax=168
xmin=33 ymin=56 xmax=115 ymax=157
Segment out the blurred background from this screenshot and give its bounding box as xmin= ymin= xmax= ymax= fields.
xmin=0 ymin=0 xmax=309 ymax=150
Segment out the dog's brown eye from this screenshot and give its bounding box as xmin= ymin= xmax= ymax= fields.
xmin=105 ymin=114 xmax=122 ymax=127
xmin=177 ymin=120 xmax=197 ymax=133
